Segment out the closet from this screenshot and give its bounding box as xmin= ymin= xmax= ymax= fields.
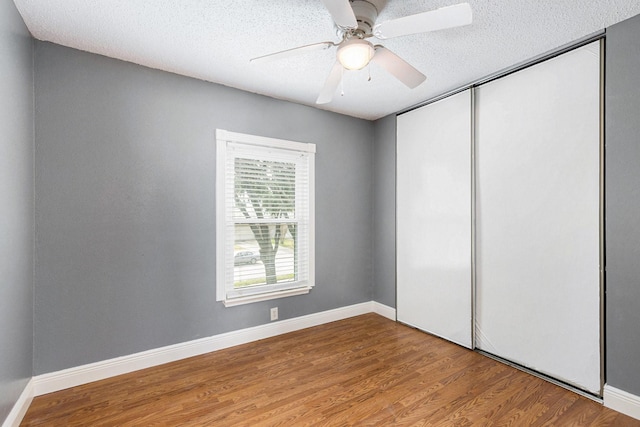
xmin=397 ymin=41 xmax=602 ymax=394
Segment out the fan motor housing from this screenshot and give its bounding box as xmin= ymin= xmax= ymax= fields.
xmin=348 ymin=0 xmax=386 ymax=35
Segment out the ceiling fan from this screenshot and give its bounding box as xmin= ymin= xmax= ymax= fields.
xmin=250 ymin=0 xmax=472 ymax=104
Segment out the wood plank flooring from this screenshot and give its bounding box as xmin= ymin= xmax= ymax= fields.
xmin=22 ymin=314 xmax=640 ymax=426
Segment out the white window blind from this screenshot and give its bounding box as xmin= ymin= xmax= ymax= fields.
xmin=216 ymin=129 xmax=315 ymax=306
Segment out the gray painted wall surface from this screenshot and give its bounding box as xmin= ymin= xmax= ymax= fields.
xmin=34 ymin=42 xmax=374 ymax=375
xmin=0 ymin=1 xmax=34 ymax=423
xmin=372 ymin=115 xmax=396 ymax=308
xmin=605 ymin=14 xmax=640 ymax=396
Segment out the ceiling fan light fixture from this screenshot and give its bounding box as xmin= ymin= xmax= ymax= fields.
xmin=337 ymin=38 xmax=374 ymax=70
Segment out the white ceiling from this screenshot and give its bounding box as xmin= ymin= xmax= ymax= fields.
xmin=13 ymin=0 xmax=640 ymax=120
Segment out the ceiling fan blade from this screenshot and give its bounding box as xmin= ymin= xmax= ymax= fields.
xmin=371 ymin=46 xmax=426 ymax=89
xmin=373 ymin=3 xmax=472 ymax=39
xmin=250 ymin=41 xmax=335 ymax=63
xmin=320 ymin=0 xmax=357 ymax=29
xmin=316 ymin=61 xmax=343 ymax=104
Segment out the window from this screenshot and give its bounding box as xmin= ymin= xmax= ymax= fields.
xmin=216 ymin=129 xmax=315 ymax=307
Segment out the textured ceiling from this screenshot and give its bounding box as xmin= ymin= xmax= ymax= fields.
xmin=13 ymin=0 xmax=640 ymax=120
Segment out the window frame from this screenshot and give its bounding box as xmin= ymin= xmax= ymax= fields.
xmin=216 ymin=129 xmax=315 ymax=307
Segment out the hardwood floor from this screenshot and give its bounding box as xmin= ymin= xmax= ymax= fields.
xmin=22 ymin=314 xmax=639 ymax=426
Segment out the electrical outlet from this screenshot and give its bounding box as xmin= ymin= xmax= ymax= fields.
xmin=270 ymin=307 xmax=278 ymax=321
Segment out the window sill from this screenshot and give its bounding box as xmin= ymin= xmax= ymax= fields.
xmin=222 ymin=287 xmax=311 ymax=307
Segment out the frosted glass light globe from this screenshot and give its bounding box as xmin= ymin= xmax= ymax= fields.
xmin=337 ymin=38 xmax=374 ymax=70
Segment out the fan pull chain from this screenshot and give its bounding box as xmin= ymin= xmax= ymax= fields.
xmin=368 ymin=63 xmax=372 ymax=82
xmin=340 ymin=67 xmax=345 ymax=97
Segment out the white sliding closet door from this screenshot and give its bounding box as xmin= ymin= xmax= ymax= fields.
xmin=397 ymin=90 xmax=472 ymax=348
xmin=475 ymin=42 xmax=601 ymax=393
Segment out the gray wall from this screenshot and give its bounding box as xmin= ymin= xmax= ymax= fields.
xmin=372 ymin=115 xmax=396 ymax=308
xmin=0 ymin=0 xmax=34 ymax=423
xmin=605 ymin=14 xmax=640 ymax=396
xmin=34 ymin=42 xmax=374 ymax=375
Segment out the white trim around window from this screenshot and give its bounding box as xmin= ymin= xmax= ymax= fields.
xmin=216 ymin=129 xmax=315 ymax=307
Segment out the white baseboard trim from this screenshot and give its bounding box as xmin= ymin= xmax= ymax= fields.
xmin=604 ymin=384 xmax=640 ymax=421
xmin=2 ymin=379 xmax=33 ymax=427
xmin=372 ymin=301 xmax=396 ymax=320
xmin=33 ymin=301 xmax=395 ymax=396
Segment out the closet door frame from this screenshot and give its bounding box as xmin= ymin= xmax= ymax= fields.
xmin=395 ymin=34 xmax=605 ymax=398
